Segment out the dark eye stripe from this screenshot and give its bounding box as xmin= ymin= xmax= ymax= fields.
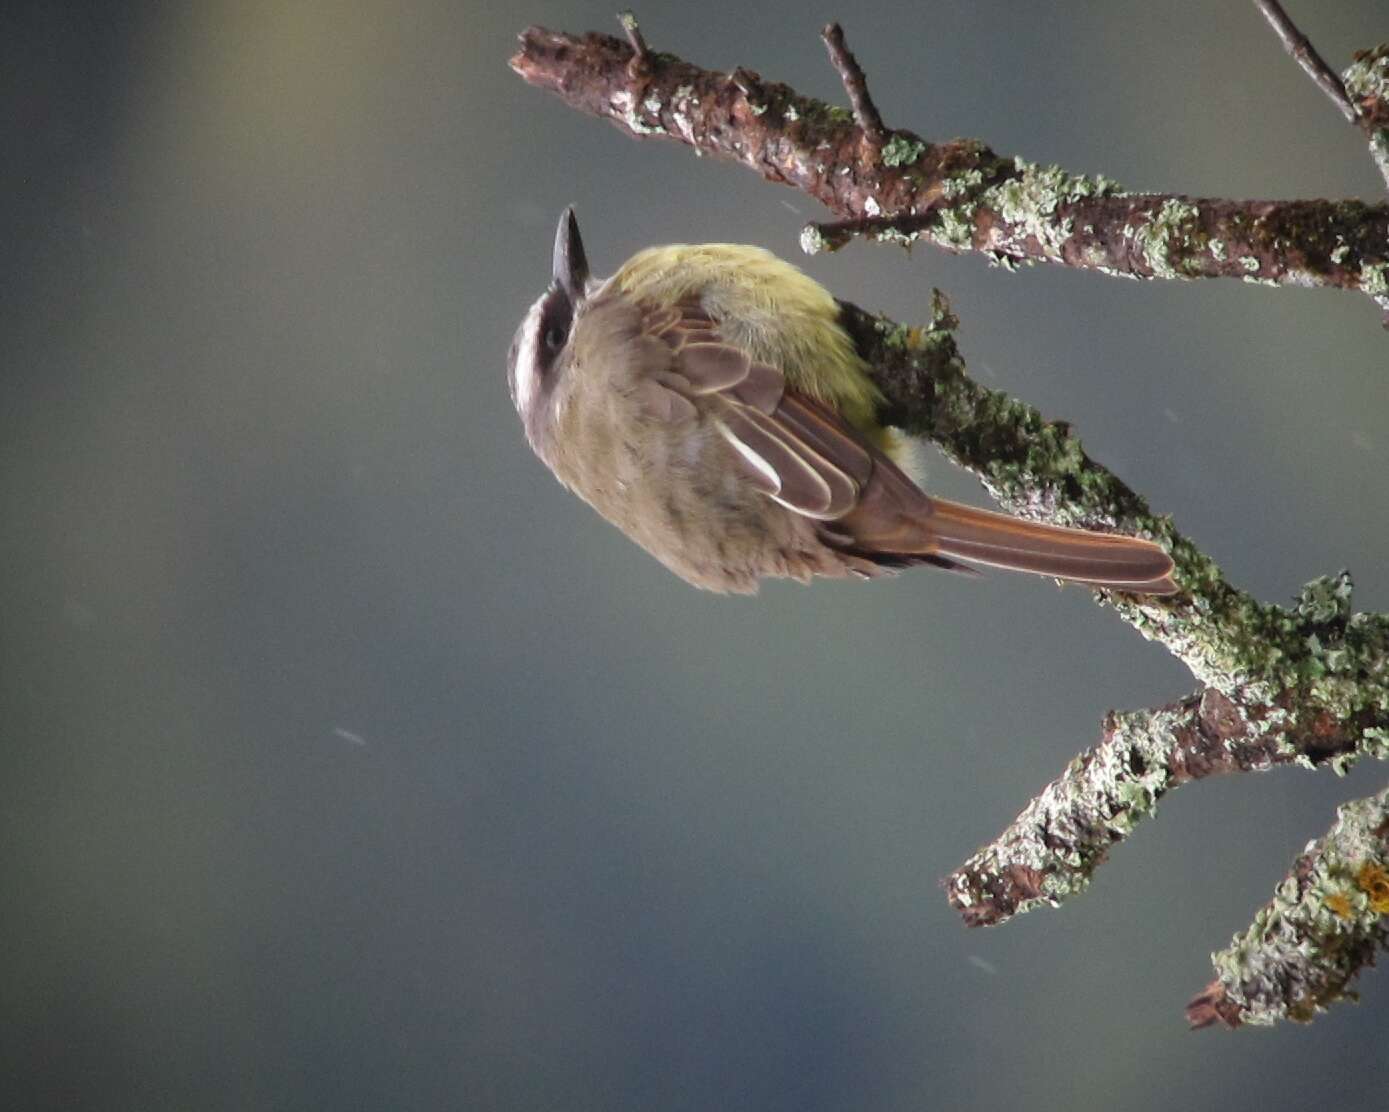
xmin=540 ymin=289 xmax=572 ymax=332
xmin=537 ymin=288 xmax=574 ymax=359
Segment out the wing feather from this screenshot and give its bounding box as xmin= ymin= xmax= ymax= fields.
xmin=772 ymin=393 xmax=874 ymax=485
xmin=676 ymin=342 xmax=755 ymax=394
xmin=727 ymin=360 xmax=783 ymax=415
xmin=640 ymin=300 xmax=869 ymax=520
xmin=715 ymin=407 xmax=858 ymax=519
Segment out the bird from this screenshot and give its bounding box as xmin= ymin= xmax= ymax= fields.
xmin=506 ymin=208 xmax=1177 ymax=597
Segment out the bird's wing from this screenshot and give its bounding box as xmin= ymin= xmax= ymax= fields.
xmin=643 ymin=300 xmax=872 ymax=522
xmin=641 ymin=301 xmax=1177 ymax=592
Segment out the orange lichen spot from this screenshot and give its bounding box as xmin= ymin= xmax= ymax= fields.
xmin=1325 ymin=892 xmax=1355 ymax=919
xmin=1354 ymin=861 xmax=1389 ymax=915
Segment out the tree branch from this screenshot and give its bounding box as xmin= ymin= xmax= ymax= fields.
xmin=1187 ymin=787 xmax=1389 ymax=1029
xmin=1253 ymin=3 xmax=1389 ymax=195
xmin=820 ymin=23 xmax=886 ymax=149
xmin=837 ymin=295 xmax=1389 ymax=938
xmin=856 ymin=288 xmax=1389 ymax=1026
xmin=946 ymin=677 xmax=1389 ymax=928
xmin=1255 ymin=1 xmax=1360 ymax=126
xmin=616 ymin=10 xmax=651 ymax=79
xmin=1344 ymin=44 xmax=1389 ymax=197
xmin=509 ymin=23 xmax=1389 ymax=311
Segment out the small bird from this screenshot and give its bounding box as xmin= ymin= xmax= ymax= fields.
xmin=507 ymin=209 xmax=1177 ymax=597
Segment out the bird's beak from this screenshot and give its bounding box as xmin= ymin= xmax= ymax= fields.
xmin=552 ymin=206 xmax=590 ymax=300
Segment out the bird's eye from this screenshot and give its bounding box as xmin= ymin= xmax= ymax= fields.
xmin=544 ymin=325 xmax=566 ymax=351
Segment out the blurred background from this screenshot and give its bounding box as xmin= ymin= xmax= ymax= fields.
xmin=4 ymin=1 xmax=1387 ymax=1108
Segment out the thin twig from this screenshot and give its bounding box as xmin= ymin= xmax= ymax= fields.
xmin=617 ymin=9 xmax=649 ymax=77
xmin=1253 ymin=0 xmax=1360 ymax=125
xmin=1253 ymin=4 xmax=1389 ymax=212
xmin=820 ymin=22 xmax=887 ymax=148
xmin=802 ymin=211 xmax=934 ymax=254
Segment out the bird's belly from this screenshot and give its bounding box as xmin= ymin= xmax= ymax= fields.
xmin=590 ymin=448 xmax=835 ymax=593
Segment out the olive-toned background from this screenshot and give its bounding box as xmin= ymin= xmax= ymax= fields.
xmin=5 ymin=2 xmax=1387 ymax=1109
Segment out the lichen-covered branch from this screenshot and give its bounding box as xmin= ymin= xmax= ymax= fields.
xmin=510 ymin=23 xmax=1389 ymax=309
xmin=839 ymin=297 xmax=1370 ymax=696
xmin=1344 ymin=44 xmax=1389 ymax=197
xmin=1187 ymin=788 xmax=1389 ymax=1029
xmin=947 ymin=679 xmax=1389 ymax=927
xmin=947 ymin=694 xmax=1208 ymax=927
xmin=841 ymin=294 xmax=1389 ymax=934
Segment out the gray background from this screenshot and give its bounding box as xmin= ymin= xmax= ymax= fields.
xmin=5 ymin=1 xmax=1388 ymax=1109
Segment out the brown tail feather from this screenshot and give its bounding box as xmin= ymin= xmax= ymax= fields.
xmin=925 ymin=498 xmax=1177 ymax=594
xmin=783 ymin=392 xmax=1178 ymax=595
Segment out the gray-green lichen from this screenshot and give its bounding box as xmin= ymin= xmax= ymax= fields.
xmin=1293 ymin=572 xmax=1389 ymax=718
xmin=1296 ymin=572 xmax=1353 ymax=625
xmin=1355 ymin=726 xmax=1389 ymax=768
xmin=929 ymin=206 xmax=978 ymax=251
xmin=1368 ymin=132 xmax=1389 ymax=183
xmin=1210 ymin=788 xmax=1389 ymax=1026
xmin=1342 ymin=44 xmax=1389 ymax=102
xmin=1121 ymin=569 xmax=1381 ymax=704
xmin=872 ymin=225 xmax=922 ymax=248
xmin=799 ymin=223 xmax=831 ymax=256
xmin=1125 ymin=197 xmax=1202 ymax=280
xmin=979 ymin=159 xmax=1118 ymax=260
xmin=921 ymin=164 xmax=988 ymax=255
xmin=940 ymin=167 xmax=986 ymax=200
xmin=1360 ymin=261 xmax=1389 ymax=298
xmin=880 ymin=134 xmax=926 ymax=167
xmin=612 ymin=88 xmax=666 ymax=136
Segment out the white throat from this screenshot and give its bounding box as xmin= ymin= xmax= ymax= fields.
xmin=513 ymin=298 xmax=546 ymax=415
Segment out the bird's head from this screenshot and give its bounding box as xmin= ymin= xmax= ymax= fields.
xmin=506 ymin=207 xmax=593 ymax=450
